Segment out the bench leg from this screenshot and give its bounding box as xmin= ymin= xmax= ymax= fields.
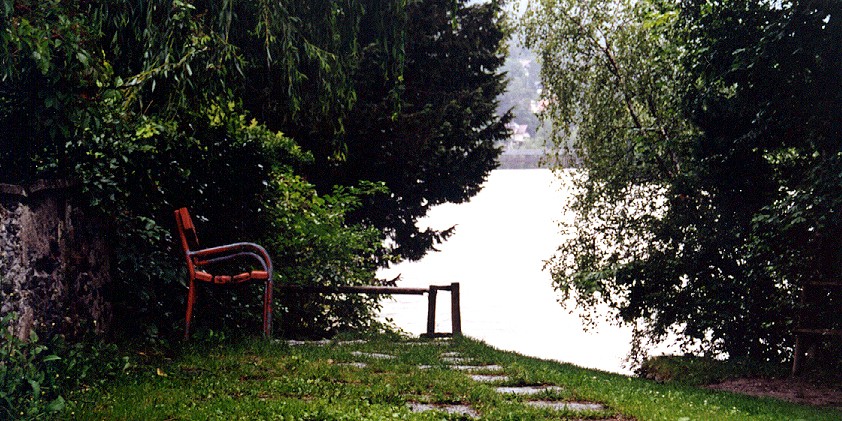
xmin=185 ymin=280 xmax=198 ymax=340
xmin=263 ymin=279 xmax=273 ymax=338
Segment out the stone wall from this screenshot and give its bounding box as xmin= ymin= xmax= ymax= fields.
xmin=0 ymin=180 xmax=112 ymax=340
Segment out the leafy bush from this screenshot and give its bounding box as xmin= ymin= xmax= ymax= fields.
xmin=0 ymin=313 xmax=131 ymax=419
xmin=265 ymin=175 xmax=393 ymax=338
xmin=0 ymin=313 xmax=65 ymax=419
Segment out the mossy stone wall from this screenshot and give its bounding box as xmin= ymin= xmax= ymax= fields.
xmin=0 ymin=180 xmax=111 ymax=340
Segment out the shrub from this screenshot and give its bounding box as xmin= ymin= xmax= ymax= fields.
xmin=265 ymin=176 xmax=393 ymax=338
xmin=0 ymin=313 xmax=65 ymax=419
xmin=0 ymin=313 xmax=131 ymax=419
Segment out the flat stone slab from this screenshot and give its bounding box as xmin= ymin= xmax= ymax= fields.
xmin=526 ymin=401 xmax=605 ymax=411
xmin=337 ymin=362 xmax=368 ymax=368
xmin=442 ymin=357 xmax=471 ymax=364
xmin=469 ymin=374 xmax=510 ymax=383
xmin=283 ymin=339 xmax=370 ymax=346
xmin=350 ymin=351 xmax=395 ymax=359
xmin=408 ymin=403 xmax=478 ymax=418
xmin=282 ymin=339 xmax=331 ymax=346
xmin=451 ymin=364 xmax=504 ymax=372
xmin=402 ymin=340 xmax=450 ymax=346
xmin=335 ymin=339 xmax=368 ymax=345
xmin=495 ymin=385 xmax=564 ymax=395
xmin=440 ymin=351 xmax=462 ymax=357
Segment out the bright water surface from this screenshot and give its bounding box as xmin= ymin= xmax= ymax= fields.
xmin=378 ymin=169 xmax=643 ymax=375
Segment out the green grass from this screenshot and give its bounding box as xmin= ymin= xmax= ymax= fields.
xmin=67 ymin=336 xmax=841 ymax=420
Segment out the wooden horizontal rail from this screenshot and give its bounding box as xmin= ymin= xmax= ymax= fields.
xmin=807 ymin=281 xmax=842 ymax=287
xmin=279 ymin=282 xmax=463 ymax=338
xmin=278 ymin=285 xmax=429 ymax=295
xmin=794 ymin=328 xmax=842 ymax=336
xmin=420 ymin=332 xmax=454 ymax=339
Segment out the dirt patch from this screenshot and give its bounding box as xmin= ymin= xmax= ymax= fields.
xmin=706 ymin=378 xmax=842 ymax=408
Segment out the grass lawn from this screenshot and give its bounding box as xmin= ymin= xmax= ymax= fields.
xmin=68 ymin=335 xmax=841 ymax=420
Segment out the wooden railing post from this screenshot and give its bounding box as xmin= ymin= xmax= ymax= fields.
xmin=450 ymin=282 xmax=462 ymax=336
xmin=426 ymin=287 xmax=438 ymax=337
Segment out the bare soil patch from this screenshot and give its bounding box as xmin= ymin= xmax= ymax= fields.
xmin=706 ymin=378 xmax=842 ymax=409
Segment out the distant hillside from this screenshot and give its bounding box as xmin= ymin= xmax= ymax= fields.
xmin=497 ymin=40 xmax=547 ymax=150
xmin=498 ymin=150 xmax=580 ymax=169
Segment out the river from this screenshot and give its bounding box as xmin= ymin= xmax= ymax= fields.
xmin=378 ymin=169 xmax=642 ymax=375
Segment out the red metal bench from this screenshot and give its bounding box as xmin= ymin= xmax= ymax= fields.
xmin=173 ymin=208 xmax=274 ymax=339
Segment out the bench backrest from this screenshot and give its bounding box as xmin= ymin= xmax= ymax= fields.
xmin=174 ymin=208 xmax=200 ymax=270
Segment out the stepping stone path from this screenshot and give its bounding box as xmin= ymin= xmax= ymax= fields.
xmin=342 ymin=351 xmax=393 ymax=369
xmin=495 ymin=385 xmax=564 ymax=395
xmin=280 ymin=341 xmax=609 ymax=417
xmin=296 ymin=345 xmax=610 ymax=419
xmin=430 ymin=350 xmax=608 ymax=417
xmin=407 ymin=402 xmax=479 ymax=418
xmin=439 ymin=352 xmax=511 ymax=382
xmin=526 ymin=401 xmax=606 ymax=411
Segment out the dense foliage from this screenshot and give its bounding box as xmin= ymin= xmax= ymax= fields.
xmin=0 ymin=0 xmax=400 ymax=339
xmin=681 ymin=0 xmax=842 ymax=364
xmin=306 ymin=0 xmax=511 ymax=261
xmin=525 ymin=0 xmax=841 ymax=365
xmin=2 ymin=0 xmax=511 ymax=341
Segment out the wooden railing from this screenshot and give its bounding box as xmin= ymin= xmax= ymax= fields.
xmin=279 ymin=282 xmax=462 ymax=338
xmin=792 ymin=280 xmax=842 ymax=376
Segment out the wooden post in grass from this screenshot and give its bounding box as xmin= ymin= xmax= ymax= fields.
xmin=426 ymin=287 xmax=438 ymax=337
xmin=450 ymin=282 xmax=462 ymax=336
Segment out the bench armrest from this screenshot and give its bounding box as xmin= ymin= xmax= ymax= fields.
xmin=188 ymin=242 xmax=273 ymax=276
